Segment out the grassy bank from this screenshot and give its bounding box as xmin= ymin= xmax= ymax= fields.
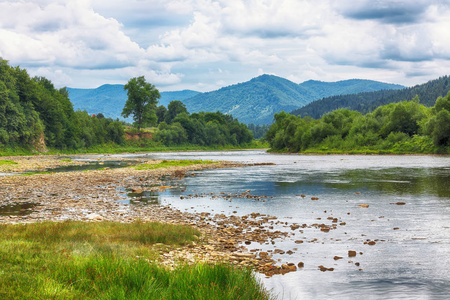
xmin=269 ymin=136 xmax=450 ymax=155
xmin=0 ymin=140 xmax=269 ymax=156
xmin=0 ymin=221 xmax=272 ymax=299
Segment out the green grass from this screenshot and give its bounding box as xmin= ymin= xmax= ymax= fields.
xmin=0 ymin=160 xmax=18 ymax=165
xmin=19 ymin=171 xmax=53 ymax=176
xmin=0 ymin=221 xmax=272 ymax=299
xmin=135 ymin=160 xmax=218 ymax=170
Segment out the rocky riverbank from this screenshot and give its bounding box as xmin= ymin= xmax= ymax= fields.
xmin=0 ymin=156 xmax=303 ymax=277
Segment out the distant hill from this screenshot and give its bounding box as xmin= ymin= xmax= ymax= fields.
xmin=68 ymin=85 xmax=199 ymax=120
xmin=298 ymin=79 xmax=404 ymax=100
xmin=68 ymin=75 xmax=404 ymax=124
xmin=182 ymin=75 xmax=403 ymax=124
xmin=292 ymin=76 xmax=450 ymax=118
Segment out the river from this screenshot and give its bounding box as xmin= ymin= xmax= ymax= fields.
xmin=104 ymin=150 xmax=450 ymax=300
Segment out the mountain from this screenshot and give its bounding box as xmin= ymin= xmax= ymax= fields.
xmin=292 ymin=75 xmax=450 ymax=118
xmin=182 ymin=75 xmax=314 ymax=125
xmin=68 ymin=85 xmax=199 ymax=120
xmin=182 ymin=75 xmax=404 ymax=124
xmin=67 ymin=75 xmax=404 ymax=125
xmin=298 ymin=79 xmax=404 ymax=100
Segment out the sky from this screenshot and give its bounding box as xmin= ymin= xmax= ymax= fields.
xmin=1 ymin=0 xmax=450 ymax=92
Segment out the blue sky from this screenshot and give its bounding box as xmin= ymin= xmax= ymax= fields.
xmin=1 ymin=0 xmax=450 ymax=92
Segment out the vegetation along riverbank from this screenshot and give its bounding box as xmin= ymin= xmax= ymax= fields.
xmin=266 ymin=93 xmax=450 ymax=154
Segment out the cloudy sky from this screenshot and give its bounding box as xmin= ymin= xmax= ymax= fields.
xmin=1 ymin=0 xmax=450 ymax=92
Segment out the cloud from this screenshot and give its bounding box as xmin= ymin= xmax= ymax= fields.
xmin=220 ymin=0 xmax=326 ymax=38
xmin=0 ymin=1 xmax=144 ymax=69
xmin=0 ymin=0 xmax=188 ymax=88
xmin=335 ymin=0 xmax=432 ymax=24
xmin=2 ymin=0 xmax=450 ymax=91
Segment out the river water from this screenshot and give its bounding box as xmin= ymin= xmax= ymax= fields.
xmin=109 ymin=150 xmax=450 ymax=300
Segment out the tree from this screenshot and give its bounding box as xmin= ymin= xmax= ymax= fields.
xmin=430 ymin=110 xmax=450 ymax=146
xmin=156 ymin=105 xmax=167 ymax=124
xmin=122 ymin=76 xmax=160 ymax=130
xmin=164 ymin=100 xmax=188 ymax=124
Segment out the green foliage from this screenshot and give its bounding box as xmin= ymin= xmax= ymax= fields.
xmin=154 ymin=122 xmax=188 ymax=145
xmin=247 ymin=123 xmax=270 ymax=139
xmin=154 ymin=102 xmax=253 ymax=147
xmin=164 ymin=100 xmax=188 ymax=124
xmin=0 ymin=59 xmax=126 ymax=151
xmin=156 ymin=105 xmax=167 ymax=124
xmin=267 ymin=94 xmax=450 ymax=153
xmin=0 ymin=159 xmax=17 ymax=165
xmin=122 ymin=76 xmax=160 ymax=130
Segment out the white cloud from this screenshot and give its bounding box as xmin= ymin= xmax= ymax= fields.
xmin=0 ymin=1 xmax=143 ymax=68
xmin=220 ymin=0 xmax=327 ymax=38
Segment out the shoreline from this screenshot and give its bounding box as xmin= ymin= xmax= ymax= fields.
xmin=0 ymin=156 xmax=292 ymax=276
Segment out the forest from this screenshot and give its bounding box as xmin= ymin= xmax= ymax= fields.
xmin=266 ymin=93 xmax=450 ymax=153
xmin=0 ymin=59 xmax=125 ymax=151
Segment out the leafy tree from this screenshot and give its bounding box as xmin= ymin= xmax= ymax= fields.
xmin=154 ymin=121 xmax=188 ymax=145
xmin=164 ymin=100 xmax=188 ymax=124
xmin=430 ymin=110 xmax=450 ymax=146
xmin=122 ymin=76 xmax=160 ymax=130
xmin=434 ymin=91 xmax=450 ymax=113
xmin=156 ymin=105 xmax=167 ymax=124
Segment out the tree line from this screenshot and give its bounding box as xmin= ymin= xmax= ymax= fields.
xmin=266 ymin=93 xmax=450 ymax=153
xmin=0 ymin=59 xmax=125 ymax=150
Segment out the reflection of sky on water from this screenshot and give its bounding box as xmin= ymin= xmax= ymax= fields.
xmin=111 ymin=151 xmax=450 ymax=299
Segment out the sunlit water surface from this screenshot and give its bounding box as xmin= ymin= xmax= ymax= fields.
xmin=106 ymin=150 xmax=450 ymax=299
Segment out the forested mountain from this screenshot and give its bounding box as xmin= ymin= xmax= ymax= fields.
xmin=68 ymin=85 xmax=199 ymax=120
xmin=292 ymin=76 xmax=450 ymax=118
xmin=298 ymin=79 xmax=404 ymax=100
xmin=182 ymin=75 xmax=403 ymax=125
xmin=68 ymin=75 xmax=402 ymax=125
xmin=0 ymin=59 xmax=125 ymax=150
xmin=182 ymin=75 xmax=313 ymax=125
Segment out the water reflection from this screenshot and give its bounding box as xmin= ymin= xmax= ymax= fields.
xmin=125 ymin=190 xmax=160 ymax=205
xmin=0 ymin=202 xmax=37 ymax=216
xmin=125 ymin=151 xmax=450 ymax=300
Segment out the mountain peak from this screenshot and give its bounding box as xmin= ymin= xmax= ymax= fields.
xmin=250 ymin=74 xmax=285 ymax=83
